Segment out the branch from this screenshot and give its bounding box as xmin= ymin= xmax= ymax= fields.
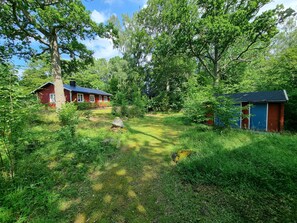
xmin=34 ymin=47 xmax=50 ymax=57
xmin=189 ymin=39 xmax=215 ymax=79
xmin=19 ymin=4 xmax=49 ymax=37
xmin=10 ymin=1 xmax=50 ymax=46
xmin=219 ymin=32 xmax=263 ymax=72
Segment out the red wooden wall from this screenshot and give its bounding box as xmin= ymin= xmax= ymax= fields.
xmin=241 ymin=102 xmax=249 ymax=129
xmin=37 ymin=84 xmax=70 ymax=105
xmin=268 ymin=103 xmax=284 ymax=132
xmin=37 ymin=84 xmax=111 ymax=106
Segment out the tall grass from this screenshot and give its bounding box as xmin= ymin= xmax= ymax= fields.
xmin=173 ymin=123 xmax=297 ymax=222
xmin=0 ymin=109 xmax=120 ymax=223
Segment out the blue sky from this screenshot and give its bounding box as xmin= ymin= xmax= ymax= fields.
xmin=14 ymin=0 xmax=148 ymax=74
xmin=81 ymin=0 xmax=148 ymax=59
xmin=14 ymin=0 xmax=296 ymax=76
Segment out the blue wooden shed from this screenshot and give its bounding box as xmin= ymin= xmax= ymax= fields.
xmin=214 ymin=90 xmax=288 ymax=132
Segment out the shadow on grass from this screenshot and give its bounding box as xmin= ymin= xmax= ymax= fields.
xmin=0 ymin=112 xmax=121 ymax=223
xmin=173 ymin=127 xmax=297 ymax=222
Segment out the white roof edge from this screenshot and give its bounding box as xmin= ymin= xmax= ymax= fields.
xmin=64 ymin=87 xmax=72 ymax=91
xmin=283 ymin=89 xmax=289 ymax=101
xmin=31 ymin=82 xmax=112 ymax=95
xmin=30 ymin=82 xmax=53 ymax=94
xmin=31 ymin=82 xmax=73 ymax=93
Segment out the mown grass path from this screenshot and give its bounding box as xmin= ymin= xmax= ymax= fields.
xmin=74 ymin=113 xmax=183 ymax=223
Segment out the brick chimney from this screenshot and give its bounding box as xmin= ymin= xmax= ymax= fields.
xmin=70 ymin=80 xmax=76 ymax=87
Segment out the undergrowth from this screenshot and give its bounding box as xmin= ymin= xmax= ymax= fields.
xmin=0 ymin=109 xmax=120 ymax=223
xmin=173 ymin=124 xmax=297 ymax=222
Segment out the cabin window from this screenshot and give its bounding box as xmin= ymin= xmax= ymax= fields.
xmin=99 ymin=95 xmax=103 ymax=102
xmin=77 ymin=93 xmax=84 ymax=102
xmin=49 ymin=93 xmax=55 ymax=103
xmin=104 ymin=96 xmax=108 ymax=102
xmin=89 ymin=94 xmax=95 ymax=103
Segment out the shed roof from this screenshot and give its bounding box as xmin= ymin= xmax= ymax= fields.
xmin=32 ymin=82 xmax=112 ymax=96
xmin=224 ymin=90 xmax=288 ymax=103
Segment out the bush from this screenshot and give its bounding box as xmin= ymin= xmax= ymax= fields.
xmin=213 ymin=96 xmax=242 ymax=128
xmin=285 ymin=89 xmax=297 ymax=131
xmin=75 ymin=102 xmax=92 ymax=110
xmin=183 ymin=86 xmax=214 ymax=123
xmin=184 ymin=80 xmax=244 ymax=128
xmin=57 ymin=103 xmax=79 ymax=138
xmin=112 ymin=90 xmax=147 ymax=118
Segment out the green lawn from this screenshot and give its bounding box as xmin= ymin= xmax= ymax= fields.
xmin=1 ymin=109 xmax=296 ymax=222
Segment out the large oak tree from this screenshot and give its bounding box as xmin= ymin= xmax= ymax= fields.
xmin=0 ymin=0 xmax=116 ymax=109
xmin=139 ymin=0 xmax=294 ymax=87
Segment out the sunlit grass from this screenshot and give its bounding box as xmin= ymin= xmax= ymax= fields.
xmin=2 ymin=108 xmax=296 ymax=222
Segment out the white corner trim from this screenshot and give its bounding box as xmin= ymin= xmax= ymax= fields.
xmin=283 ymin=89 xmax=289 ymax=101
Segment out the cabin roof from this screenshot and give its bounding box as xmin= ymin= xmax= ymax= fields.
xmin=32 ymin=82 xmax=112 ymax=96
xmin=223 ymin=90 xmax=288 ymax=103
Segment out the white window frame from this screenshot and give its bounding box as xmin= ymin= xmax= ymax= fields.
xmin=99 ymin=95 xmax=103 ymax=102
xmin=77 ymin=93 xmax=84 ymax=102
xmin=89 ymin=94 xmax=95 ymax=103
xmin=49 ymin=93 xmax=55 ymax=103
xmin=104 ymin=96 xmax=108 ymax=102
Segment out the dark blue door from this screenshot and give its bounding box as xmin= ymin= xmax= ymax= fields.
xmin=250 ymin=103 xmax=267 ymax=131
xmin=214 ymin=104 xmax=241 ymax=128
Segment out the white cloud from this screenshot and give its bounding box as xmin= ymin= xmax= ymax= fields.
xmin=104 ymin=0 xmax=123 ymax=5
xmin=91 ymin=10 xmax=107 ymax=24
xmin=16 ymin=68 xmax=24 ymax=79
xmin=83 ymin=36 xmax=122 ymax=60
xmin=104 ymin=0 xmax=147 ymax=8
xmin=260 ymin=0 xmax=297 ymax=13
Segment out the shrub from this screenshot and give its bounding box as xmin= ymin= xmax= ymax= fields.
xmin=213 ymin=96 xmax=242 ymax=128
xmin=75 ymin=102 xmax=91 ymax=110
xmin=285 ymin=89 xmax=297 ymax=131
xmin=57 ymin=103 xmax=79 ymax=138
xmin=0 ymin=64 xmax=41 ymax=179
xmin=184 ymin=80 xmax=245 ymax=128
xmin=112 ymin=90 xmax=147 ymax=118
xmin=183 ymin=81 xmax=215 ymax=123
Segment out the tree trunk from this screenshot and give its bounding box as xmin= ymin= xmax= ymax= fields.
xmin=50 ymin=34 xmax=65 ymax=110
xmin=213 ymin=45 xmax=220 ymax=88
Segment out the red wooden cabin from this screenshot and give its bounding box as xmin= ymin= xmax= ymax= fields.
xmin=32 ymin=81 xmax=111 ymax=107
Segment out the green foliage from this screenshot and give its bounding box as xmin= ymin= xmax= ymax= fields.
xmin=1 ymin=109 xmax=119 ymax=223
xmin=75 ymin=102 xmax=92 ymax=110
xmin=57 ymin=103 xmax=79 ymax=138
xmin=183 ymin=78 xmax=214 ymax=123
xmin=213 ymin=96 xmax=242 ymax=128
xmin=285 ymin=89 xmax=297 ymax=131
xmin=20 ymin=55 xmax=52 ymax=93
xmin=0 ymin=64 xmax=40 ymax=179
xmin=137 ymin=0 xmax=293 ymax=87
xmin=112 ymin=90 xmax=147 ymax=118
xmin=1 ymin=0 xmax=117 ymax=109
xmin=174 ymin=126 xmax=297 ymax=221
xmin=184 ymin=78 xmax=240 ymax=127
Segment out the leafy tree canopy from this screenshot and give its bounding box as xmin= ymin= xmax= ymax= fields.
xmin=0 ymin=0 xmax=117 ymax=109
xmin=138 ymin=0 xmax=294 ymax=87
